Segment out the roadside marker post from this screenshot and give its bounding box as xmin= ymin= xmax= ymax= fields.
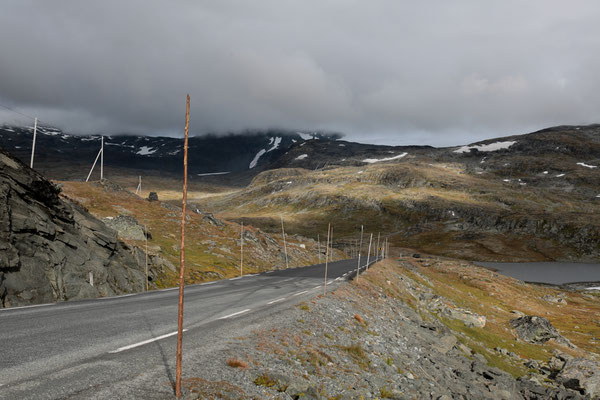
xmin=366 ymin=233 xmax=373 ymax=270
xmin=376 ymin=232 xmax=380 ymax=261
xmin=317 ymin=234 xmax=321 ymax=263
xmin=145 ymin=224 xmax=149 ymax=291
xmin=240 ymin=222 xmax=244 ymax=277
xmin=324 ymin=223 xmax=331 ymax=295
xmin=281 ymin=216 xmax=289 ymax=269
xmin=175 ymin=94 xmax=190 ymax=399
xmin=356 ymin=225 xmax=363 ymax=281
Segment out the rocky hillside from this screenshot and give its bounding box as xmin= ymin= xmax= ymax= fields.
xmin=0 ymin=150 xmax=152 ymax=307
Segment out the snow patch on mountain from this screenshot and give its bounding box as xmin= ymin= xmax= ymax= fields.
xmin=267 ymin=137 xmax=282 ymax=152
xmin=577 ymin=162 xmax=597 ymax=169
xmin=362 ymin=153 xmax=408 ymax=164
xmin=249 ymin=149 xmax=267 ymax=169
xmin=295 ymin=154 xmax=308 ymax=160
xmin=136 ymin=146 xmax=156 ymax=156
xmin=454 ymin=141 xmax=516 ymax=154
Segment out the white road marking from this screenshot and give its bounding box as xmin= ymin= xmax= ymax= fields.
xmin=267 ymin=298 xmax=286 ymax=305
xmin=229 ymin=277 xmax=242 ymax=281
xmin=218 ymin=309 xmax=251 ymax=319
xmin=266 ymin=271 xmax=274 ymax=274
xmin=244 ymin=274 xmax=258 ymax=277
xmin=293 ymin=290 xmax=309 ymax=296
xmin=109 ymin=330 xmax=187 ymax=353
xmin=313 ymin=286 xmax=321 ymax=289
xmin=335 ymin=277 xmax=341 ymax=281
xmin=328 ymin=281 xmax=334 ymax=285
xmin=0 ymin=303 xmax=55 ymax=312
xmin=281 ymin=278 xmax=294 ymax=282
xmin=200 ymin=281 xmax=218 ymax=286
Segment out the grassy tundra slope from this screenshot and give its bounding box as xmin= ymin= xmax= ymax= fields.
xmin=196 ymin=125 xmax=600 ymax=262
xmin=58 ymin=180 xmax=343 ymax=288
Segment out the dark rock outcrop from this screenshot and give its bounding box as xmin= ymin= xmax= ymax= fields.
xmin=0 ymin=149 xmax=147 ymax=307
xmin=510 ymin=316 xmax=573 ymax=347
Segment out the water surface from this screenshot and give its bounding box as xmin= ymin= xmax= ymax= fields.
xmin=475 ymin=262 xmax=600 ymax=285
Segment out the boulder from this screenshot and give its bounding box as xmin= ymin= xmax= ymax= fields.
xmin=509 ymin=316 xmax=572 ymax=346
xmin=147 ymin=191 xmax=159 ymax=202
xmin=556 ymin=358 xmax=600 ymax=398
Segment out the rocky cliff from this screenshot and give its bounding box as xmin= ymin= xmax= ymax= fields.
xmin=0 ymin=149 xmax=148 ymax=307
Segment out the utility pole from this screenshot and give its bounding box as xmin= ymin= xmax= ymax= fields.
xmin=240 ymin=222 xmax=244 ymax=276
xmin=136 ymin=176 xmax=142 ymax=195
xmin=175 ymin=94 xmax=190 ymax=399
xmin=376 ymin=232 xmax=380 ymax=261
xmin=366 ymin=233 xmax=373 ymax=270
xmin=145 ymin=224 xmax=148 ymax=292
xmin=324 ymin=223 xmax=330 ymax=295
xmin=30 ymin=117 xmax=37 ymax=168
xmin=317 ymin=234 xmax=321 ymax=263
xmin=85 ymin=139 xmax=103 ymax=182
xmin=100 ymin=136 xmax=104 ymax=180
xmin=281 ymin=216 xmax=289 ymax=269
xmin=356 ymin=225 xmax=363 ymax=281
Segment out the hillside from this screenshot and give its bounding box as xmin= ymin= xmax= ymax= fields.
xmin=196 ymin=125 xmax=600 ymax=262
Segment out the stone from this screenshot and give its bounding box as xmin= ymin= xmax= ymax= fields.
xmin=556 ymin=358 xmax=600 ymax=398
xmin=433 ymin=335 xmax=457 ymax=354
xmin=446 ymin=307 xmax=486 ymax=328
xmin=509 ymin=316 xmax=572 ymax=346
xmin=147 ymin=191 xmax=159 ymax=202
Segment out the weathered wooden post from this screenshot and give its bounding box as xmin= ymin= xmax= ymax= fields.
xmin=366 ymin=233 xmax=373 ymax=270
xmin=356 ymin=225 xmax=363 ymax=281
xmin=240 ymin=222 xmax=244 ymax=276
xmin=281 ymin=216 xmax=289 ymax=269
xmin=175 ymin=94 xmax=190 ymax=398
xmin=324 ymin=223 xmax=331 ymax=295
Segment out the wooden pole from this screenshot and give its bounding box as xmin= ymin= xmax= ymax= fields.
xmin=356 ymin=225 xmax=363 ymax=281
xmin=281 ymin=216 xmax=289 ymax=269
xmin=85 ymin=146 xmax=103 ymax=182
xmin=317 ymin=234 xmax=321 ymax=263
xmin=30 ymin=117 xmax=37 ymax=168
xmin=145 ymin=224 xmax=148 ymax=292
xmin=100 ymin=136 xmax=104 ymax=180
xmin=376 ymin=232 xmax=380 ymax=261
xmin=240 ymin=222 xmax=244 ymax=277
xmin=366 ymin=233 xmax=373 ymax=270
xmin=175 ymin=94 xmax=190 ymax=398
xmin=324 ymin=223 xmax=330 ymax=295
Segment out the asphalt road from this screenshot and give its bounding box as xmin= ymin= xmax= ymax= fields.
xmin=0 ymin=256 xmax=376 ymax=399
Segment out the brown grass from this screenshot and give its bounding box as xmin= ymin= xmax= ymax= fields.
xmin=353 ymin=314 xmax=366 ymax=326
xmin=226 ymin=357 xmax=248 ymax=369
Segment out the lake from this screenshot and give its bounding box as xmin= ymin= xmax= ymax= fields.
xmin=475 ymin=262 xmax=600 ymax=285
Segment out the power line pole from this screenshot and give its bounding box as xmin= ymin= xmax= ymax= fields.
xmin=136 ymin=176 xmax=142 ymax=195
xmin=175 ymin=94 xmax=190 ymax=399
xmin=100 ymin=136 xmax=104 ymax=180
xmin=240 ymin=222 xmax=244 ymax=277
xmin=356 ymin=225 xmax=363 ymax=281
xmin=280 ymin=216 xmax=289 ymax=269
xmin=85 ymin=143 xmax=103 ymax=182
xmin=324 ymin=223 xmax=331 ymax=295
xmin=30 ymin=117 xmax=37 ymax=169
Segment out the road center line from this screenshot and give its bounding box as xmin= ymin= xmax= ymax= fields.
xmin=313 ymin=286 xmax=321 ymax=289
xmin=218 ymin=309 xmax=251 ymax=319
xmin=109 ymin=330 xmax=187 ymax=353
xmin=267 ymin=298 xmax=286 ymax=305
xmin=293 ymin=290 xmax=309 ymax=296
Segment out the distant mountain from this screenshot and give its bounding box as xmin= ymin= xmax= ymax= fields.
xmin=0 ymin=125 xmax=342 ymax=181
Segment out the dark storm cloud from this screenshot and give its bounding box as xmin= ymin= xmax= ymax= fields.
xmin=1 ymin=1 xmax=600 ymax=145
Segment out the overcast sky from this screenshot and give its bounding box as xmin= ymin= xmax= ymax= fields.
xmin=1 ymin=1 xmax=599 ymax=146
